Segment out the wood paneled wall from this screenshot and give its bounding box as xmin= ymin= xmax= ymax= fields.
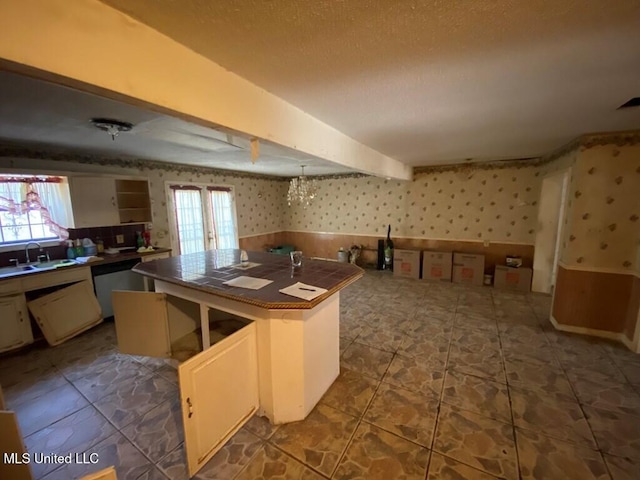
xmin=553 ymin=266 xmax=635 ymax=334
xmin=280 ymin=231 xmax=534 ymax=275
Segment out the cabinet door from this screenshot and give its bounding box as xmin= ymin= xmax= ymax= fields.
xmin=0 ymin=294 xmax=33 ymax=353
xmin=0 ymin=411 xmax=33 ymax=480
xmin=179 ymin=322 xmax=258 ymax=477
xmin=112 ymin=291 xmax=171 ymax=358
xmin=27 ymin=280 xmax=102 ymax=346
xmin=70 ymin=177 xmax=119 ymax=228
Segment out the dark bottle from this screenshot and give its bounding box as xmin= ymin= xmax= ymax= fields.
xmin=384 ymin=225 xmax=394 ymax=270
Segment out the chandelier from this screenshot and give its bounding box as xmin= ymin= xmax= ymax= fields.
xmin=287 ymin=165 xmax=318 ymax=208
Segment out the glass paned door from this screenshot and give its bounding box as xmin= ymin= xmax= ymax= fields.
xmin=169 ymin=184 xmax=239 ymax=255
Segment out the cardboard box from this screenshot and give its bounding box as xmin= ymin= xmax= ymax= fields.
xmin=393 ymin=249 xmax=421 ymax=279
xmin=422 ymin=251 xmax=453 ymax=282
xmin=452 ymin=253 xmax=485 ymax=286
xmin=494 ymin=265 xmax=532 ymax=292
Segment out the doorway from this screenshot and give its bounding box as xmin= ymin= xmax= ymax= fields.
xmin=532 ymin=169 xmax=571 ymax=293
xmin=166 ymin=182 xmax=239 ymax=254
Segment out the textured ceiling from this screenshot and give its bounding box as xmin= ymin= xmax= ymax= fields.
xmin=0 ymin=71 xmax=353 ymax=177
xmin=99 ymin=0 xmax=640 ymax=166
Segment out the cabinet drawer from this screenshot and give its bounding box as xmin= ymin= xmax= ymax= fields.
xmin=21 ymin=266 xmax=91 ymax=292
xmin=0 ymin=279 xmax=21 ymax=295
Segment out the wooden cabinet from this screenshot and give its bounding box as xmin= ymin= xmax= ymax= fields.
xmin=69 ymin=177 xmax=152 ymax=228
xmin=27 ymin=280 xmax=102 ymax=346
xmin=115 ymin=179 xmax=151 ymax=224
xmin=140 ymin=251 xmax=172 ymax=291
xmin=112 ymin=291 xmax=258 ymax=477
xmin=0 ymin=294 xmax=32 ymax=353
xmin=69 ymin=177 xmax=119 ymax=228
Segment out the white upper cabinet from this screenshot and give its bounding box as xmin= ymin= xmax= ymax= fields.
xmin=69 ymin=177 xmax=152 ymax=228
xmin=69 ymin=177 xmax=119 ymax=228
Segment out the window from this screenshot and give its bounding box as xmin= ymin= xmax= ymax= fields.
xmin=0 ymin=175 xmax=72 ymax=245
xmin=168 ymin=183 xmax=239 ymax=254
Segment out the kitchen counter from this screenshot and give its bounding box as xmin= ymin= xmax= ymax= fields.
xmin=0 ymin=247 xmax=171 ymax=282
xmin=131 ymin=249 xmax=362 ymax=309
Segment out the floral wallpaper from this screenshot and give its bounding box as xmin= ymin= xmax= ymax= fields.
xmin=286 ymin=165 xmax=541 ymax=244
xmin=147 ymin=170 xmax=286 ymax=247
xmin=561 ymin=143 xmax=640 ymax=272
xmin=0 ymin=154 xmax=287 ymax=249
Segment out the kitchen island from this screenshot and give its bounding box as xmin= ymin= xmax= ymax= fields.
xmin=112 ymin=249 xmax=362 ymax=477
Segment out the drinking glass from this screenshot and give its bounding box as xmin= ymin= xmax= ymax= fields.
xmin=290 ymin=250 xmax=303 ymax=267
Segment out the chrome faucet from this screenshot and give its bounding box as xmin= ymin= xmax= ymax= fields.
xmin=24 ymin=241 xmax=42 ymax=264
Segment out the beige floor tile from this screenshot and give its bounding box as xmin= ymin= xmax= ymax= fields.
xmin=447 ymin=347 xmax=506 ymax=383
xmin=584 ymin=405 xmax=640 ymax=460
xmin=504 ymin=357 xmax=573 ymax=396
xmin=340 ymin=342 xmax=394 ymax=380
xmin=356 ymin=325 xmax=406 ymax=353
xmin=509 ymin=385 xmax=596 ymax=448
xmin=571 ymin=376 xmax=640 ymax=417
xmin=427 ymin=452 xmax=503 ymax=479
xmin=270 ymin=403 xmax=358 ymax=476
xmin=235 ymin=443 xmax=324 ymax=479
xmin=363 ymin=382 xmax=438 ymax=447
xmin=441 ymin=370 xmax=512 ymax=423
xmin=333 ymin=422 xmax=430 ymax=479
xmin=320 ymin=368 xmax=378 ymax=418
xmin=433 ymin=404 xmax=518 ymax=480
xmin=516 ymin=428 xmax=610 ymax=480
xmin=244 ymin=414 xmax=280 ymax=440
xmin=384 ymin=354 xmax=446 ymax=397
xmin=603 ymin=454 xmax=640 ymax=480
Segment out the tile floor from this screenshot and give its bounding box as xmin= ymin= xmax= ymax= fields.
xmin=2 ymin=271 xmax=640 ymax=479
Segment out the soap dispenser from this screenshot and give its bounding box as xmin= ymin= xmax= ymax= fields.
xmin=66 ymin=240 xmax=77 ymax=260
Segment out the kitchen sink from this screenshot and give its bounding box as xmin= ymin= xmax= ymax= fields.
xmin=0 ymin=264 xmax=37 ymax=278
xmin=0 ymin=260 xmax=77 ymax=279
xmin=32 ymin=259 xmax=77 ymax=270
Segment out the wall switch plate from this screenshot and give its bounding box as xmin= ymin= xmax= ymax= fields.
xmin=116 ymin=234 xmax=124 ymax=244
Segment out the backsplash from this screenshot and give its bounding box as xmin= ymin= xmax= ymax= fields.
xmin=67 ymin=223 xmax=147 ymax=249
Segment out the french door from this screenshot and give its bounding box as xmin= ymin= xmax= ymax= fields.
xmin=167 ymin=183 xmax=239 ymax=254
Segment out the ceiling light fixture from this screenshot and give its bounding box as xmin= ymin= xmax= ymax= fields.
xmin=287 ymin=165 xmax=318 ymax=208
xmin=90 ymin=118 xmax=133 ymax=140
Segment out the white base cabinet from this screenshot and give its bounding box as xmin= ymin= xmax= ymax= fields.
xmin=112 ymin=280 xmax=340 ymax=478
xmin=0 ymin=294 xmax=32 ymax=353
xmin=112 ymin=290 xmax=258 ymax=477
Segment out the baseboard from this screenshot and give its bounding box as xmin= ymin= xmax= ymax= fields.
xmin=550 ymin=314 xmax=639 ymax=353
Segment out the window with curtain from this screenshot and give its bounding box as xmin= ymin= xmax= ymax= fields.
xmin=0 ymin=175 xmax=71 ymax=245
xmin=169 ymin=183 xmax=238 ymax=255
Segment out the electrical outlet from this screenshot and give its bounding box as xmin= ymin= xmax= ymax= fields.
xmin=116 ymin=234 xmax=124 ymax=244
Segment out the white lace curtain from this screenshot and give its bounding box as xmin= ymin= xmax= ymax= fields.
xmin=0 ymin=176 xmax=71 ymax=240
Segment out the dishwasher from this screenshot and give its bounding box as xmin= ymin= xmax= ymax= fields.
xmin=92 ymin=259 xmax=145 ymax=318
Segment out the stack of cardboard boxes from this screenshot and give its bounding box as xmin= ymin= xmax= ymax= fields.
xmin=391 ymin=249 xmax=531 ymax=292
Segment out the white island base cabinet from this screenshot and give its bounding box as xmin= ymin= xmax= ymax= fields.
xmin=111 ymin=281 xmax=340 ymax=478
xmin=112 ymin=290 xmax=259 ymax=477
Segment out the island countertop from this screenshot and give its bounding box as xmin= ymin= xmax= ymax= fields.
xmin=132 ymin=249 xmax=363 ymax=309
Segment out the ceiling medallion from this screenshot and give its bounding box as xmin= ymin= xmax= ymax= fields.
xmin=90 ymin=118 xmax=133 ymax=140
xmin=287 ymin=165 xmax=318 ymax=208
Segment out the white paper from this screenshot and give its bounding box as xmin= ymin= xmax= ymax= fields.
xmin=229 ymin=262 xmax=261 ymax=270
xmin=279 ymin=282 xmax=328 ymax=301
xmin=74 ymin=256 xmax=104 ymax=264
xmin=223 ymin=276 xmax=273 ymax=290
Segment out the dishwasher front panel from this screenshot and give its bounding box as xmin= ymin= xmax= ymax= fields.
xmin=94 ymin=270 xmax=145 ymax=318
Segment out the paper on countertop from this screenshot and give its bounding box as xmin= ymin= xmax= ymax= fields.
xmin=74 ymin=256 xmax=104 ymax=264
xmin=223 ymin=276 xmax=273 ymax=290
xmin=279 ymin=282 xmax=328 ymax=301
xmin=229 ymin=262 xmax=261 ymax=270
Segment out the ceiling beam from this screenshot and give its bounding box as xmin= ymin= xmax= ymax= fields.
xmin=0 ymin=0 xmax=412 ymax=180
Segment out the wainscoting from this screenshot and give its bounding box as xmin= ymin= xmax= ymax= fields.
xmin=552 ymin=265 xmax=640 ymax=351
